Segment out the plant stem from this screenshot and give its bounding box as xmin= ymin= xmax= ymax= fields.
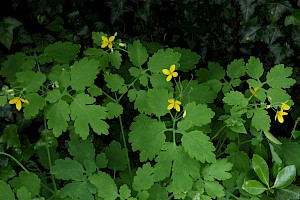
xmin=44 ymin=117 xmax=58 ymax=193
xmin=211 ymin=125 xmax=226 ymax=140
xmin=119 ymin=115 xmax=132 ymax=181
xmin=0 ymin=152 xmax=29 ymax=173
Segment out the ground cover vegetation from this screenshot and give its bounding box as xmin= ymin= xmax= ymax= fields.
xmin=1 ymin=0 xmax=300 ymax=199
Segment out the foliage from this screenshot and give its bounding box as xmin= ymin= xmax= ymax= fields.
xmin=1 ymin=0 xmax=300 ymax=199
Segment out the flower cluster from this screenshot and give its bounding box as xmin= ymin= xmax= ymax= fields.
xmin=275 ymin=102 xmax=290 ymax=123
xmin=101 ymin=32 xmax=126 ymax=51
xmin=9 ymin=97 xmax=29 ymax=111
xmin=162 ymin=64 xmax=178 ymax=82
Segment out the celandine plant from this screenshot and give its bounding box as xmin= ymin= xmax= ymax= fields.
xmin=0 ymin=31 xmax=299 ymax=200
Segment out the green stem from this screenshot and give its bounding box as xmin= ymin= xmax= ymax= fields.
xmin=211 ymin=125 xmax=226 ymax=140
xmin=44 ymin=115 xmax=58 ymax=194
xmin=0 ymin=152 xmax=29 ymax=173
xmin=119 ymin=115 xmax=132 ymax=180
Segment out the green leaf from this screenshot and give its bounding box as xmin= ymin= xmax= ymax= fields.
xmin=68 ymin=137 xmax=95 ymax=164
xmin=238 ymin=0 xmax=256 ymax=21
xmin=51 ymin=158 xmax=85 ymax=181
xmin=87 ymin=85 xmax=102 ymax=97
xmin=223 ymin=91 xmax=248 ymax=107
xmin=252 ymin=154 xmax=269 ymax=187
xmin=276 ymin=184 xmax=300 ymax=199
xmin=0 ymin=124 xmax=20 ymax=149
xmin=129 ymin=115 xmax=166 ymax=161
xmin=147 ymin=48 xmax=181 ymax=73
xmin=266 ymin=64 xmax=295 ymax=88
xmin=204 ymin=180 xmax=225 ymax=198
xmin=269 ymin=43 xmax=294 ymax=64
xmin=181 ymin=102 xmax=215 ymax=127
xmin=48 ymin=64 xmax=71 ymax=88
xmin=16 ymin=187 xmax=31 ymax=200
xmin=10 ymin=171 xmax=41 ymax=197
xmin=104 ymin=73 xmax=126 ymax=93
xmin=110 ymin=50 xmax=122 ymax=69
xmin=228 ymin=151 xmax=251 ymax=172
xmin=0 ymin=52 xmax=26 ymax=83
xmin=95 ymin=153 xmax=108 ymax=169
xmin=0 ymin=180 xmax=15 ymax=200
xmin=16 ymin=71 xmax=46 ymax=93
xmin=258 ymin=26 xmax=284 ymax=44
xmin=45 ymin=89 xmax=62 ymax=103
xmin=226 ymin=58 xmax=246 ymax=79
xmin=241 ymin=25 xmax=260 ymax=43
xmin=133 ymin=163 xmax=155 ymax=192
xmin=202 ymin=159 xmax=233 ymax=181
xmin=70 ymin=93 xmax=108 ymax=139
xmin=44 ymin=41 xmax=80 ymax=64
xmin=128 ymin=40 xmax=148 ymax=67
xmin=23 ymin=93 xmax=46 ymax=119
xmin=273 ymin=165 xmax=296 ymax=189
xmin=148 ymin=184 xmax=168 ymax=200
xmin=246 ymin=57 xmax=264 ymax=79
xmin=165 ymin=145 xmax=200 ymax=195
xmin=179 ymin=80 xmax=216 ymax=105
xmin=266 ymin=88 xmax=291 ymax=106
xmin=263 ymin=131 xmax=282 ymax=145
xmin=173 ymin=47 xmax=200 ymax=72
xmin=119 ymin=184 xmax=132 ymax=200
xmin=273 ymin=143 xmax=300 ymax=176
xmin=106 ymin=102 xmax=123 ymax=119
xmin=147 ymin=88 xmax=172 ymax=117
xmin=242 ymin=180 xmax=267 ymax=195
xmin=149 ymin=74 xmax=174 ymax=91
xmin=181 ymin=130 xmax=216 ymax=163
xmin=89 ymin=171 xmax=118 ymax=200
xmin=59 ymin=181 xmax=96 ymax=200
xmin=0 ymin=17 xmax=21 ymax=49
xmin=70 ymin=58 xmax=99 ymax=91
xmin=46 ymin=100 xmax=70 ymax=137
xmin=207 ymin=62 xmax=226 ymax=80
xmin=91 ymin=32 xmax=103 ymax=46
xmin=0 ymin=166 xmax=17 ymax=182
xmin=105 ymin=141 xmax=127 ymax=171
xmin=252 ymin=109 xmax=271 ymax=131
xmin=267 ymin=1 xmax=292 ymax=22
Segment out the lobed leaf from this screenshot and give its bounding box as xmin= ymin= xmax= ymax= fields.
xmin=70 ymin=58 xmax=99 ymax=91
xmin=181 ymin=130 xmax=216 ymax=163
xmin=70 ymin=93 xmax=108 ymax=139
xmin=133 ymin=163 xmax=155 ymax=192
xmin=129 ymin=115 xmax=166 ymax=161
xmin=44 ymin=41 xmax=80 ymax=64
xmin=10 ymin=171 xmax=41 ymax=197
xmin=266 ymin=64 xmax=295 ymax=88
xmin=0 ymin=180 xmax=15 ymax=200
xmin=51 ymin=158 xmax=85 ymax=181
xmin=89 ymin=171 xmax=118 ymax=200
xmin=128 ymin=40 xmax=149 ymax=67
xmin=202 ymin=159 xmax=233 ymax=181
xmin=246 ymin=57 xmax=264 ymax=79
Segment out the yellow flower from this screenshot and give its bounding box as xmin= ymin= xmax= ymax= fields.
xmin=101 ymin=35 xmax=115 ymax=49
xmin=250 ymin=87 xmax=259 ymax=98
xmin=9 ymin=97 xmax=29 ymax=111
xmin=162 ymin=64 xmax=178 ymax=82
xmin=275 ymin=109 xmax=288 ymax=123
xmin=281 ymin=102 xmax=290 ymax=111
xmin=167 ymin=99 xmax=181 ymax=112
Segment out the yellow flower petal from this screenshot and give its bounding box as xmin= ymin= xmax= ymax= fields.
xmin=9 ymin=97 xmax=18 ymax=104
xmin=170 ymin=64 xmax=176 ymax=72
xmin=101 ymin=36 xmax=108 ymax=42
xmin=275 ymin=109 xmax=288 ymax=123
xmin=109 ymin=36 xmax=115 ymax=42
xmin=172 ymin=71 xmax=178 ymax=78
xmin=167 ymin=104 xmax=174 ymax=110
xmin=174 ymin=104 xmax=181 ymax=112
xmin=162 ymin=69 xmax=170 ymax=75
xmin=166 ymin=75 xmax=172 ymax=82
xmin=16 ymin=100 xmax=22 ymax=111
xmin=101 ymin=42 xmax=108 ymax=48
xmin=108 ymin=43 xmax=113 ymax=49
xmin=168 ymin=99 xmax=175 ymax=103
xmin=281 ymin=102 xmax=290 ymax=110
xmin=175 ymin=100 xmax=181 ymax=105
